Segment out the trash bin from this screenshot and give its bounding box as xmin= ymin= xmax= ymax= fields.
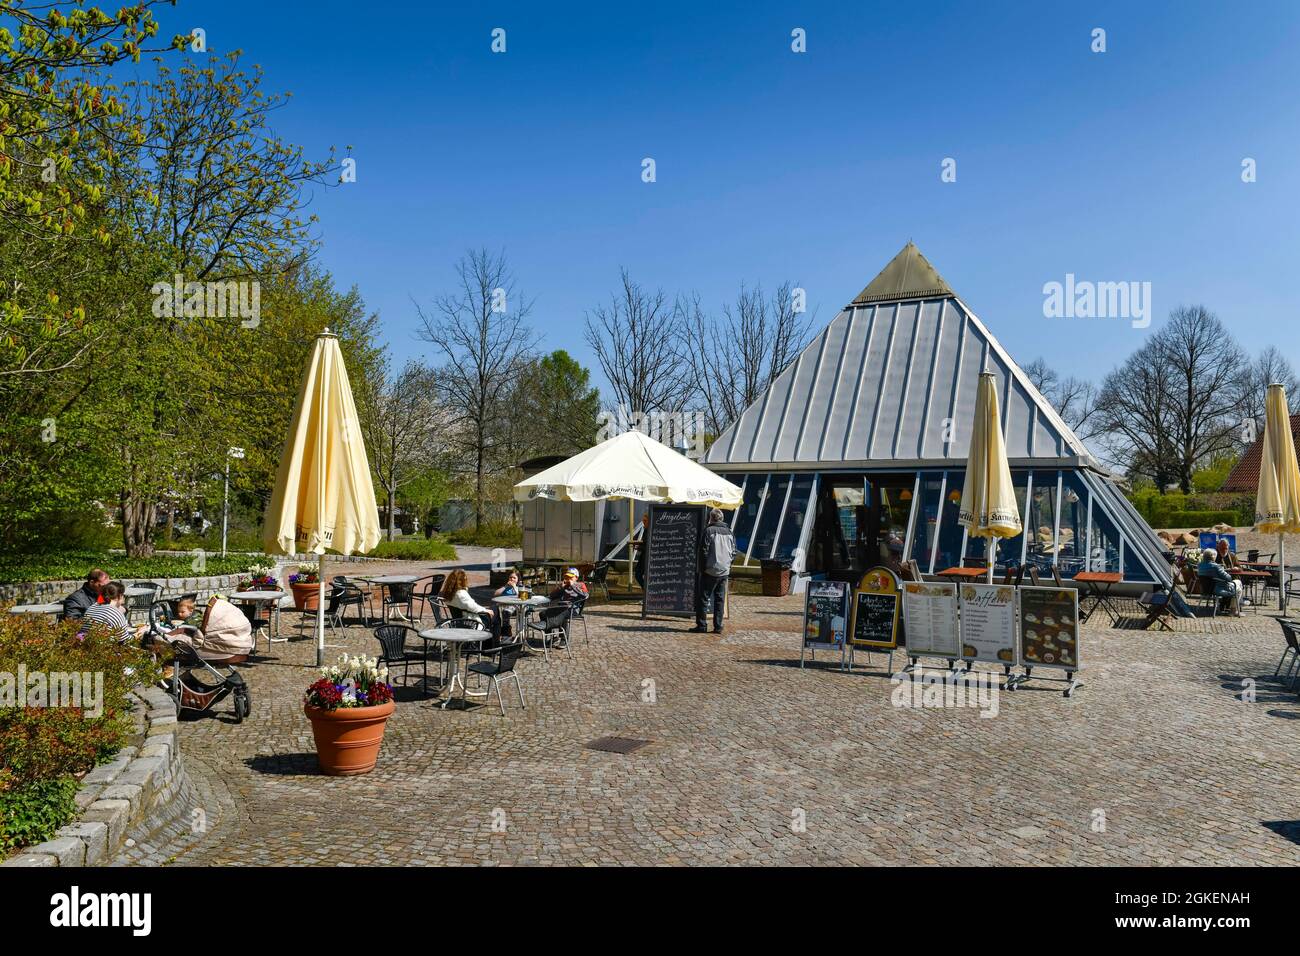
xmin=760 ymin=559 xmax=793 ymax=597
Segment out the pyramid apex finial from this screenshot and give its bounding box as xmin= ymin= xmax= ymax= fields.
xmin=852 ymin=242 xmax=953 ymax=305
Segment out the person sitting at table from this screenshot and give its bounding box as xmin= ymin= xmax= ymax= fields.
xmin=549 ymin=567 xmax=589 ymax=604
xmin=62 ymin=568 xmax=110 ymax=620
xmin=1197 ymin=549 xmax=1242 ymax=616
xmin=1214 ymin=538 xmax=1238 ymax=569
xmin=494 ymin=571 xmax=521 ymax=598
xmin=80 ymin=581 xmax=148 ymax=643
xmin=440 ymin=568 xmax=499 ymax=635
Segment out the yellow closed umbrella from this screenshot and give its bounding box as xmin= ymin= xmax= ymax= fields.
xmin=1253 ymin=383 xmax=1300 ymax=611
xmin=263 ymin=330 xmax=382 ymax=664
xmin=959 ymin=372 xmax=1023 ymax=583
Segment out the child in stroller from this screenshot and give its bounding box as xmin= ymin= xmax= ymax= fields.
xmin=147 ymin=594 xmax=254 ymax=722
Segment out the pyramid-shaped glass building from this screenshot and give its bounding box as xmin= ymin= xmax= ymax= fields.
xmin=701 ymin=242 xmax=1171 ymax=588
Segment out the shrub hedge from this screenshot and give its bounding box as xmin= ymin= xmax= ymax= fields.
xmin=368 ymin=536 xmax=458 ymax=560
xmin=0 ymin=550 xmax=268 ymax=585
xmin=446 ymin=521 xmax=522 ymax=549
xmin=1163 ymin=510 xmax=1242 ymax=529
xmin=0 ymin=614 xmax=160 ymax=854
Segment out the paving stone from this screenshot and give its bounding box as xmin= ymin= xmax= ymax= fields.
xmin=1 ymin=853 xmax=59 ymax=867
xmin=58 ymin=822 xmax=108 ymax=865
xmin=82 ymin=799 xmax=132 ymax=848
xmin=29 ymin=836 xmax=84 ymax=867
xmin=95 ymin=550 xmax=1300 ymax=867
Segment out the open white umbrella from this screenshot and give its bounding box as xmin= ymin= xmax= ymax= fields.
xmin=263 ymin=330 xmax=381 ymax=664
xmin=1254 ymin=383 xmax=1300 ymax=611
xmin=513 ymin=430 xmax=743 ymax=579
xmin=959 ymin=372 xmax=1023 ymax=583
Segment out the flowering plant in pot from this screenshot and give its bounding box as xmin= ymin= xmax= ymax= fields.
xmin=303 ymin=655 xmax=395 ymax=776
xmin=237 ymin=573 xmax=279 ymax=591
xmin=288 ymin=566 xmax=323 ymax=610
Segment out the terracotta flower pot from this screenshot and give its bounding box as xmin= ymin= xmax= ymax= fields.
xmin=291 ymin=581 xmax=321 ymax=610
xmin=304 ymin=701 xmax=395 ymax=776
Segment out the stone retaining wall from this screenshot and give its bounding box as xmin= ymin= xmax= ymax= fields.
xmin=0 ymin=554 xmax=388 ymax=605
xmin=2 ymin=686 xmax=182 ymax=867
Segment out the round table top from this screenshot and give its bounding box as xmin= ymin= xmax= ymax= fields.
xmin=360 ymin=575 xmax=419 ymax=585
xmin=8 ymin=603 xmax=63 ymax=614
xmin=230 ymin=590 xmax=284 ymax=601
xmin=126 ymin=586 xmax=158 ymax=597
xmin=417 ymin=627 xmax=487 ymax=643
xmin=492 ymin=595 xmax=551 ymax=606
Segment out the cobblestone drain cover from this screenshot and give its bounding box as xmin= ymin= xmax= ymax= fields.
xmin=585 ymin=736 xmax=650 ymax=754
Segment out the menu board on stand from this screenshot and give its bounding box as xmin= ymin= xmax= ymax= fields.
xmin=848 ymin=566 xmax=901 ymax=671
xmin=641 ymin=504 xmax=705 ymax=618
xmin=957 ymin=583 xmax=1018 ymax=681
xmin=1016 ymin=586 xmax=1084 ymax=697
xmin=801 ymin=579 xmax=849 ymax=670
xmin=902 ymin=581 xmax=959 ymax=670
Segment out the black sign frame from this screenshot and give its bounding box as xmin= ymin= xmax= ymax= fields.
xmin=641 ymin=503 xmax=706 ymax=618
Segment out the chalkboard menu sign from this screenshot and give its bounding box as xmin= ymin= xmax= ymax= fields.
xmin=957 ymin=584 xmax=1017 ymax=665
xmin=1018 ymin=586 xmax=1080 ymax=671
xmin=803 ymin=580 xmax=849 ymax=651
xmin=642 ymin=504 xmax=705 ymax=617
xmin=851 ymin=592 xmax=899 ymax=649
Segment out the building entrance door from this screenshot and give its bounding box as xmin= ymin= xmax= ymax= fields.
xmin=814 ymin=475 xmax=915 ymax=582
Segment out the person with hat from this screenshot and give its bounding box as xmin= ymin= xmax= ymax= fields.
xmin=549 ymin=567 xmax=589 ymax=604
xmin=691 ymin=508 xmax=736 ymax=634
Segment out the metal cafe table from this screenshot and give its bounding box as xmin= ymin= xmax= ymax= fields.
xmin=492 ymin=594 xmax=550 ymax=649
xmin=355 ymin=574 xmax=419 ymax=622
xmin=6 ymin=602 xmax=63 ymax=619
xmin=416 ymin=626 xmax=492 ymax=709
xmin=228 ymin=589 xmax=287 ymax=642
xmin=1073 ymin=571 xmax=1123 ymax=625
xmin=1229 ymin=567 xmax=1271 ymax=608
xmin=935 ymin=567 xmax=987 ymax=580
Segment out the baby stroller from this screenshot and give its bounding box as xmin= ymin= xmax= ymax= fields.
xmin=148 ymin=597 xmax=253 ymax=722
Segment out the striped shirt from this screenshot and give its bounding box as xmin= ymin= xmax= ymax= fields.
xmin=81 ymin=603 xmax=132 ymax=642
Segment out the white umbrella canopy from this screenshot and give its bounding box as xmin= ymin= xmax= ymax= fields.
xmin=959 ymin=372 xmax=1023 ymax=582
xmin=513 ymin=430 xmax=743 ymax=508
xmin=1253 ymin=383 xmax=1300 ymax=610
xmin=263 ymin=330 xmax=382 ymax=664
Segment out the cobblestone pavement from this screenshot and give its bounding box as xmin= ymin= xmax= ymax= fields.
xmin=118 ymin=559 xmax=1300 ymax=866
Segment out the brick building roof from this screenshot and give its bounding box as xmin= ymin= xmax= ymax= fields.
xmin=1221 ymin=413 xmax=1300 ymax=492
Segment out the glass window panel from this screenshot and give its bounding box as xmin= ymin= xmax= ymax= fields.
xmin=750 ymin=475 xmax=791 ymax=561
xmin=874 ymin=480 xmax=913 ymax=567
xmin=1057 ymin=472 xmax=1089 ymax=578
xmin=775 ymin=474 xmax=816 ymax=559
xmin=1024 ymin=472 xmax=1059 ymax=575
xmin=976 ymin=471 xmax=1031 ymax=571
xmin=909 ymin=473 xmax=945 ymax=572
xmin=732 ymin=475 xmax=767 ymax=556
xmin=1088 ymin=495 xmax=1124 ymax=575
xmin=1123 ymin=538 xmax=1154 ymax=581
xmin=933 ymin=471 xmax=966 ymax=572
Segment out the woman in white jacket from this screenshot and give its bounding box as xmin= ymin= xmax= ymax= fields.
xmin=440 ymin=568 xmax=498 ymax=633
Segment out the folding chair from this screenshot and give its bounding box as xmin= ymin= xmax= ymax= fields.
xmin=1137 ymin=580 xmax=1179 ymax=631
xmin=1275 ymin=619 xmax=1300 ymax=688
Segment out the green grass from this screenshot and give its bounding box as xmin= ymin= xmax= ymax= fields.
xmin=0 ymin=550 xmax=271 ymax=585
xmin=368 ymin=536 xmax=457 ymax=561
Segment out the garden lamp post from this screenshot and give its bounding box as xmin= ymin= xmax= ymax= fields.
xmin=222 ymin=446 xmax=245 ymax=556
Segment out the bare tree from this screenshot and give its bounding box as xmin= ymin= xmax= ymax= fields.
xmin=1237 ymin=345 xmax=1300 ymax=449
xmin=416 ymin=249 xmax=537 ymax=531
xmin=584 ymin=269 xmax=692 ymax=418
xmin=1095 ymin=306 xmax=1246 ymax=492
xmin=358 ymin=359 xmax=445 ymax=540
xmin=1022 ymin=357 xmax=1102 ymax=443
xmin=684 ymin=281 xmax=811 ymax=437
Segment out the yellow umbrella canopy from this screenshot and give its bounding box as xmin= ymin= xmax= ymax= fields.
xmin=1254 ymin=383 xmax=1300 ymax=610
xmin=959 ymin=372 xmax=1023 ymax=581
xmin=263 ymin=330 xmax=381 ymax=663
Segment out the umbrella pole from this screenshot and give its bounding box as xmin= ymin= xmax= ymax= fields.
xmin=1280 ymin=532 xmax=1286 ymax=614
xmin=628 ymin=499 xmax=634 ymax=587
xmin=316 ymin=553 xmax=326 ymax=667
xmin=986 ymin=537 xmax=995 ymax=584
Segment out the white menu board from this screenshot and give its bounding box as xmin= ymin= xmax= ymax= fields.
xmin=902 ymin=581 xmax=959 ymax=658
xmin=957 ymin=583 xmax=1018 ymax=666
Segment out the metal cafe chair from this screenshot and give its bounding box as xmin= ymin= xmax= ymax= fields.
xmin=330 ymin=576 xmax=372 ymax=626
xmin=524 ymin=601 xmax=573 ymax=663
xmin=1276 ymin=619 xmax=1300 ymax=689
xmin=373 ymin=623 xmax=424 ymax=689
xmin=584 ymin=562 xmax=610 ymax=600
xmin=410 ymin=574 xmax=446 ymax=621
xmin=125 ymin=582 xmax=162 ymax=624
xmin=466 ymin=641 xmax=527 ymax=716
xmin=379 ymin=580 xmax=416 ymax=622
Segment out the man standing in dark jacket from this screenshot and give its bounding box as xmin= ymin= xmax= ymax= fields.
xmin=63 ymin=568 xmax=110 ymax=620
xmin=691 ymin=509 xmax=736 ymax=634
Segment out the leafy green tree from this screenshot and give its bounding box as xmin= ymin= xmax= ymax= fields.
xmin=511 ymin=349 xmax=601 ymax=458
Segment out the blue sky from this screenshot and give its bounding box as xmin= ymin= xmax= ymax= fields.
xmin=151 ymin=1 xmax=1300 ymax=397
